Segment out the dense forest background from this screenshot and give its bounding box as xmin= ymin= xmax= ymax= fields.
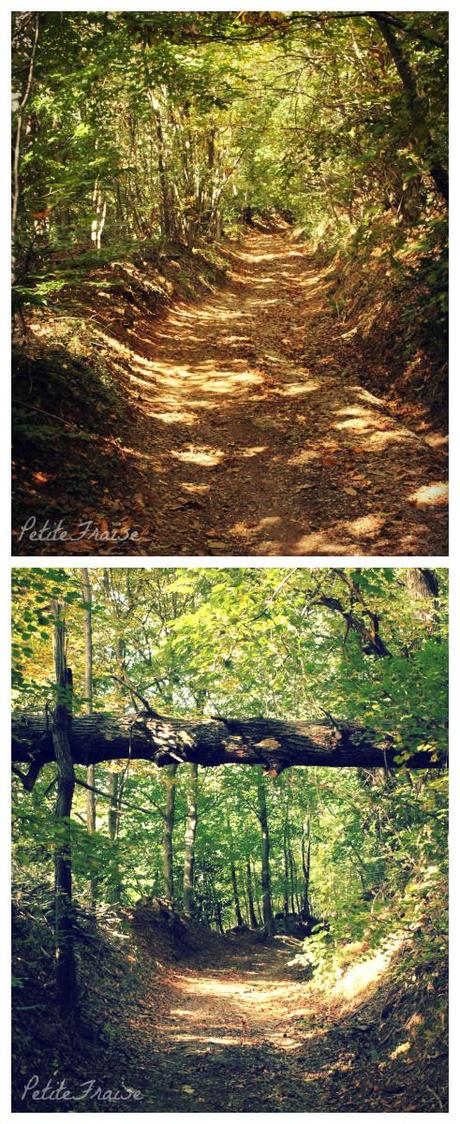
xmin=12 ymin=567 xmax=448 ymax=1110
xmin=12 ymin=11 xmax=448 ymax=279
xmin=12 ymin=11 xmax=448 ymax=555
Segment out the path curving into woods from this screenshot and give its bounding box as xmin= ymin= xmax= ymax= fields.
xmin=122 ymin=933 xmax=445 ymax=1113
xmin=14 ymin=230 xmax=447 ymax=556
xmin=110 ymin=229 xmax=447 ymax=556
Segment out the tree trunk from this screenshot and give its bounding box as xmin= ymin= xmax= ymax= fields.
xmin=246 ymin=859 xmax=258 ymax=929
xmin=163 ymin=764 xmax=178 ymax=905
xmin=230 ymin=861 xmax=243 ymax=927
xmin=12 ymin=712 xmax=445 ymax=784
xmin=256 ymin=770 xmax=274 ymax=936
xmin=301 ymin=819 xmax=312 ymax=917
xmin=108 ymin=772 xmax=121 ymax=841
xmin=149 ymin=93 xmax=173 ymax=239
xmin=107 ymin=770 xmax=124 ymax=903
xmin=182 ymin=763 xmax=198 ymax=917
xmin=210 ymin=877 xmax=223 ymax=933
xmin=12 ymin=13 xmax=40 ymax=252
xmin=226 ymin=811 xmax=243 ymax=927
xmin=288 ymin=848 xmax=300 ymax=915
xmin=405 ymin=569 xmax=440 ymax=630
xmin=51 ymin=601 xmax=78 ymax=1019
xmin=82 ymin=568 xmax=97 ymax=905
xmin=282 ymin=820 xmax=290 ymax=918
xmin=90 ymin=180 xmax=107 ymax=250
xmin=81 ymin=570 xmax=96 ymax=830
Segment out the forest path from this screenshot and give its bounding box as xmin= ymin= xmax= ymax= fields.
xmin=136 ymin=935 xmax=335 ymax=1111
xmin=118 ymin=229 xmax=447 ymax=555
xmin=127 ymin=932 xmax=434 ymax=1113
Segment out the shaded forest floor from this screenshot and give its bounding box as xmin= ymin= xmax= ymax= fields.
xmin=13 ymin=899 xmax=447 ymax=1112
xmin=13 ymin=226 xmax=447 ymax=555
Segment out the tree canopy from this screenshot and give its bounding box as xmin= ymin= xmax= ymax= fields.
xmin=12 ymin=565 xmax=447 ymax=919
xmin=13 ymin=11 xmax=447 ymax=265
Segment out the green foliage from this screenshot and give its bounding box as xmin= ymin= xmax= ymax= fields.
xmin=12 ymin=567 xmax=447 ymax=956
xmin=12 ymin=12 xmax=447 ymax=322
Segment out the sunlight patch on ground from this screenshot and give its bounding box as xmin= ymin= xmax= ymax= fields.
xmin=200 ymin=370 xmax=263 ymax=391
xmin=238 ymin=445 xmax=268 ymax=458
xmin=170 ymin=446 xmax=224 ymax=467
xmin=180 ymin=482 xmax=210 ymax=495
xmin=424 ymin=433 xmax=448 ymax=449
xmin=295 ymin=513 xmax=387 ymax=554
xmin=364 ymin=429 xmax=414 ymax=450
xmin=288 ymin=449 xmax=319 ymax=466
xmin=277 ymin=380 xmax=319 ymax=397
xmin=172 ymin=1032 xmax=242 ymax=1047
xmin=179 ymin=976 xmax=261 ymax=999
xmin=150 ymin=410 xmax=198 ymax=425
xmin=334 ymin=415 xmax=408 ymax=441
xmin=390 ymin=1040 xmax=410 ymax=1059
xmin=252 ymin=515 xmax=283 ymax=531
xmin=346 ymin=514 xmax=386 ymax=536
xmin=350 ymin=385 xmax=387 ymax=406
xmin=409 ymin=481 xmax=448 ymax=506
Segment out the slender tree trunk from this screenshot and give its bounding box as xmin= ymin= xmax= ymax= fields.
xmin=210 ymin=878 xmax=223 ymax=933
xmin=51 ymin=601 xmax=77 ymax=1018
xmin=255 ymin=895 xmax=263 ymax=927
xmin=301 ymin=819 xmax=312 ymax=918
xmin=108 ymin=772 xmax=120 ymax=841
xmin=81 ymin=570 xmax=96 ymax=828
xmin=286 ymin=828 xmax=298 ymax=915
xmin=282 ymin=815 xmax=290 ymax=917
xmin=12 ymin=13 xmax=40 ymax=250
xmin=106 ymin=771 xmax=123 ymax=902
xmin=256 ymin=770 xmax=274 ymax=936
xmin=149 ymin=93 xmax=173 ymax=239
xmin=226 ymin=812 xmax=243 ymax=927
xmin=163 ymin=764 xmax=178 ymax=905
xmin=246 ymin=859 xmax=258 ymax=930
xmin=82 ymin=568 xmax=97 ymax=905
xmin=182 ymin=763 xmax=198 ymax=917
xmin=230 ymin=861 xmax=243 ymax=927
xmin=90 ymin=179 xmax=107 ymax=250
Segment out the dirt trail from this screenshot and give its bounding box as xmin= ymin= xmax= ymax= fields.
xmin=132 ymin=936 xmax=330 ymax=1112
xmin=113 ymin=229 xmax=447 ymax=556
xmin=122 ymin=933 xmax=445 ymax=1113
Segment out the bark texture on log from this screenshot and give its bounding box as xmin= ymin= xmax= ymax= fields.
xmin=12 ymin=711 xmax=445 ymax=782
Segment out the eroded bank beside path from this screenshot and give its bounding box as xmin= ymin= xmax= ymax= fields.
xmin=14 ymin=229 xmax=447 ymax=555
